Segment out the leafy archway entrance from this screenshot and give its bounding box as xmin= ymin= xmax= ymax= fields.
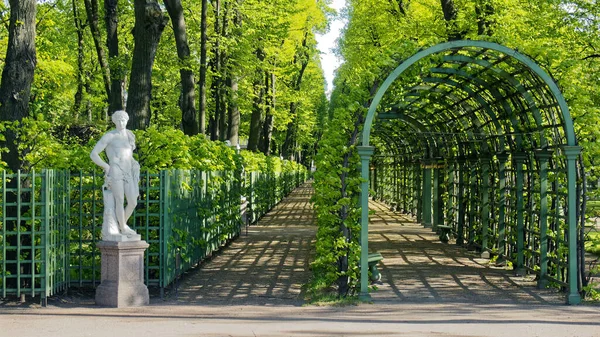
xmin=357 ymin=40 xmax=584 ymax=304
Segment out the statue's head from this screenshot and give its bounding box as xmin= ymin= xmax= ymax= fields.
xmin=111 ymin=110 xmax=129 ymax=123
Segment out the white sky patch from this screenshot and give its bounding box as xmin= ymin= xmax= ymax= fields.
xmin=316 ymin=0 xmax=346 ymax=98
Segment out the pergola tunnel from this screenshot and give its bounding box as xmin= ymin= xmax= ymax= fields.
xmin=357 ymin=41 xmax=585 ymax=305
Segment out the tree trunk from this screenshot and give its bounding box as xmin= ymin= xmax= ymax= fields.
xmin=127 ymin=0 xmax=167 ymax=130
xmin=247 ymin=71 xmax=265 ymax=151
xmin=282 ymin=32 xmax=309 ymax=159
xmin=475 ymin=0 xmax=494 ymax=36
xmin=282 ymin=103 xmax=298 ymax=160
xmin=0 ymin=0 xmax=37 ymax=172
xmin=72 ymin=0 xmax=85 ymax=120
xmin=439 ymin=0 xmax=464 ymax=41
xmin=104 ymin=0 xmax=124 ymax=113
xmin=218 ymin=2 xmax=230 ymax=142
xmin=260 ymin=72 xmax=275 ymax=155
xmin=0 ymin=0 xmax=37 ymax=292
xmin=83 ymin=0 xmax=111 ymax=105
xmin=227 ymin=76 xmax=239 ymax=146
xmin=226 ymin=1 xmax=241 ymax=146
xmin=389 ymin=0 xmax=408 ymax=16
xmin=209 ymin=0 xmax=221 ymax=141
xmin=164 ymin=0 xmax=198 ymax=135
xmin=199 ymin=0 xmax=208 ymax=134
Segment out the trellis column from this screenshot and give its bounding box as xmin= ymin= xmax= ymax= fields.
xmin=456 ymin=157 xmax=466 ymax=246
xmin=562 ymin=146 xmax=581 ymax=304
xmin=513 ymin=152 xmax=527 ymax=276
xmin=468 ymin=159 xmax=477 ymax=246
xmin=433 ymin=159 xmax=444 ymax=231
xmin=416 ymin=164 xmax=423 ymax=221
xmin=536 ymin=149 xmax=552 ymax=289
xmin=432 ymin=163 xmax=440 ymax=231
xmin=480 ymin=158 xmax=491 ymax=259
xmin=421 ymin=160 xmax=433 ymax=228
xmin=496 ymin=153 xmax=509 ymax=261
xmin=446 ymin=162 xmax=455 ymax=230
xmin=357 ymin=146 xmax=374 ymax=300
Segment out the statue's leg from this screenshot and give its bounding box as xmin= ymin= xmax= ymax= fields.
xmin=111 ymin=179 xmax=127 ymax=231
xmin=124 ymin=180 xmax=138 ymax=223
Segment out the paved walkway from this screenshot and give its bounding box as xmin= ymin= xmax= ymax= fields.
xmin=367 ymin=200 xmax=565 ymax=305
xmin=1 ymin=181 xmax=600 ymax=337
xmin=173 ymin=182 xmax=316 ymax=305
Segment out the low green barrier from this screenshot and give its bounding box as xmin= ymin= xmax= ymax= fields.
xmin=1 ymin=168 xmax=307 ymax=301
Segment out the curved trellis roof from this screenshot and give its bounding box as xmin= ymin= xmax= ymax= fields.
xmin=356 ymin=40 xmax=583 ymax=305
xmin=362 ymin=40 xmax=576 ymax=156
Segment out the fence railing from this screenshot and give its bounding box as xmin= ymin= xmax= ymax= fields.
xmin=1 ymin=168 xmax=307 ymax=301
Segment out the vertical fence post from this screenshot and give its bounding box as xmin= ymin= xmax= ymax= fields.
xmin=496 ymin=153 xmax=509 ymax=261
xmin=513 ymin=152 xmax=527 ymax=276
xmin=1 ymin=171 xmax=5 ymax=298
xmin=536 ymin=149 xmax=552 ymax=289
xmin=480 ymin=158 xmax=490 ymax=258
xmin=562 ymin=146 xmax=582 ymax=305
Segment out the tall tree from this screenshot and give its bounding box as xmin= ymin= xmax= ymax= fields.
xmin=83 ymin=0 xmax=111 ymax=108
xmin=475 ymin=0 xmax=494 ymax=36
xmin=247 ymin=48 xmax=266 ymax=152
xmin=0 ymin=0 xmax=37 ymax=172
xmin=199 ymin=0 xmax=208 ymax=134
xmin=72 ymin=0 xmax=86 ymax=119
xmin=440 ymin=0 xmax=465 ymax=40
xmin=260 ymin=72 xmax=275 ymax=155
xmin=127 ymin=0 xmax=167 ymax=130
xmin=209 ymin=0 xmax=223 ymax=140
xmin=226 ymin=0 xmax=242 ymax=146
xmin=282 ymin=31 xmax=310 ymax=160
xmin=164 ymin=0 xmax=198 ymax=135
xmin=105 ymin=0 xmax=125 ymax=112
xmin=0 ymin=0 xmax=37 ymax=292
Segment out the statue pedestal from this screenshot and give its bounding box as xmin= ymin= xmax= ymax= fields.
xmin=95 ymin=240 xmax=150 ymax=308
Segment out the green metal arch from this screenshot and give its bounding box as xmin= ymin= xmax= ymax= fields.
xmin=361 ymin=40 xmax=576 ymax=147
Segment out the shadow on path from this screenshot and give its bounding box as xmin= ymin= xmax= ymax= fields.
xmin=172 ymin=182 xmax=316 ymax=305
xmin=170 ymin=184 xmax=566 ymax=306
xmin=368 ymin=200 xmax=565 ymax=305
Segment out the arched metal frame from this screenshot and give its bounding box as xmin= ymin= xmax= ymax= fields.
xmin=357 ymin=41 xmax=582 ymax=304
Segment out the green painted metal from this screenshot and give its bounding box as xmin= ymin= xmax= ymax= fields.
xmin=358 ymin=40 xmax=583 ymax=305
xmin=496 ymin=153 xmax=509 ymax=260
xmin=432 ymin=166 xmax=441 ymax=230
xmin=536 ymin=149 xmax=552 ymax=289
xmin=362 ymin=40 xmax=576 ymax=147
xmin=513 ymin=152 xmax=527 ymax=275
xmin=357 ymin=145 xmax=374 ymax=300
xmin=422 ymin=163 xmax=433 ymax=228
xmin=456 ymin=158 xmax=466 ymax=246
xmin=1 ymin=167 xmax=307 ymax=300
xmin=562 ymin=146 xmax=582 ymax=304
xmin=480 ymin=158 xmax=490 ymax=257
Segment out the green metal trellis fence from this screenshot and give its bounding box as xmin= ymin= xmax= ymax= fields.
xmin=1 ymin=168 xmax=307 ymax=302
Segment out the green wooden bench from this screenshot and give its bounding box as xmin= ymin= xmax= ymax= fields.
xmin=368 ymin=252 xmax=384 ymax=282
xmin=436 ymin=225 xmax=453 ymax=243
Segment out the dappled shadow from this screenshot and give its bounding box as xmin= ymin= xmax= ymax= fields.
xmin=368 ymin=200 xmax=565 ymax=305
xmin=168 ymin=185 xmax=566 ymax=307
xmin=172 ymin=183 xmax=316 ymax=305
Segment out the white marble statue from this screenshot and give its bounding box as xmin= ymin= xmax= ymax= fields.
xmin=90 ymin=110 xmax=141 ymax=241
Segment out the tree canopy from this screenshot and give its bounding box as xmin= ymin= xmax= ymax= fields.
xmin=0 ymin=0 xmax=330 ymax=171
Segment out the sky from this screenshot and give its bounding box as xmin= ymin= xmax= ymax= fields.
xmin=316 ymin=0 xmax=347 ymax=97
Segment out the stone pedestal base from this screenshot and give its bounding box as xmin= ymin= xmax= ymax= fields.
xmin=95 ymin=240 xmax=150 ymax=308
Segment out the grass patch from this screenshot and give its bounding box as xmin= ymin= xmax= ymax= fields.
xmin=303 ymin=275 xmax=367 ymax=306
